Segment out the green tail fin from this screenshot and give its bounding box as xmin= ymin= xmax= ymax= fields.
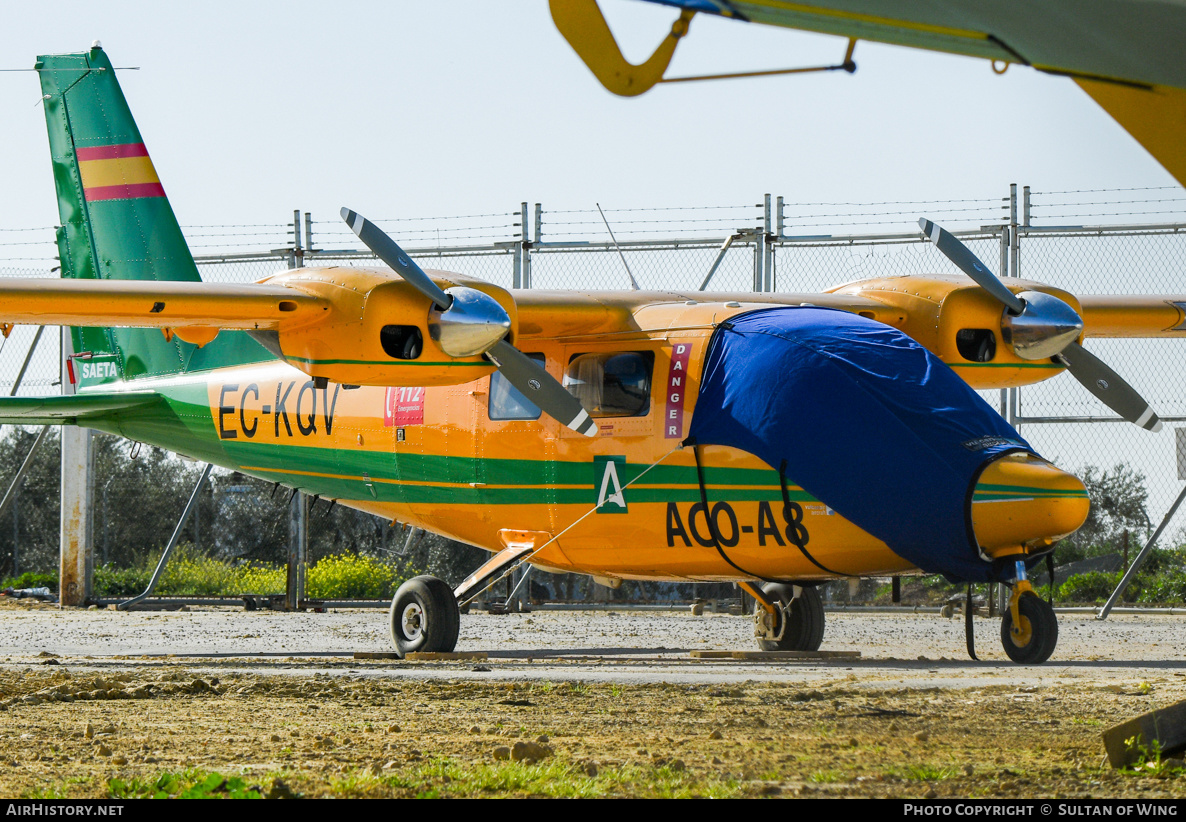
xmin=37 ymin=44 xmax=266 ymax=386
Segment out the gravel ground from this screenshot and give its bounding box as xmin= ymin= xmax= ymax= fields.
xmin=3 ymin=599 xmax=1186 ymax=799
xmin=2 ymin=599 xmax=1183 ymax=685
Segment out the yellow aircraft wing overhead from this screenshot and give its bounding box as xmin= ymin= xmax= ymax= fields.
xmin=557 ymin=0 xmax=1186 ymax=183
xmin=1078 ymin=294 xmax=1186 ymax=338
xmin=0 ymin=278 xmax=328 ymax=334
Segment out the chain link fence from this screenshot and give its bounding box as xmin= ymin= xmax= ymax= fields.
xmin=1 ymin=186 xmax=1185 ymax=607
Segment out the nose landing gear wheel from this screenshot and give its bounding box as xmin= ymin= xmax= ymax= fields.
xmin=389 ymin=575 xmax=460 ymax=658
xmin=756 ymin=583 xmax=825 ymax=652
xmin=1000 ymin=591 xmax=1058 ymax=664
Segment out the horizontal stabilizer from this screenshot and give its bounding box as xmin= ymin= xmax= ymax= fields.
xmin=0 ymin=392 xmax=160 ymax=426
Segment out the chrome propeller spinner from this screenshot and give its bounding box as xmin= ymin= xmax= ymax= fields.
xmin=919 ymin=218 xmax=1162 ymax=432
xmin=428 ymin=286 xmax=512 ymax=358
xmin=341 ymin=207 xmax=597 ymax=437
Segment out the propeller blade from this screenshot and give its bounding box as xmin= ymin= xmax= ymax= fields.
xmin=1058 ymin=341 xmax=1163 ymax=432
xmin=918 ymin=218 xmax=1025 ymax=314
xmin=341 ymin=207 xmax=452 ymax=310
xmin=486 ymin=339 xmax=598 ymax=437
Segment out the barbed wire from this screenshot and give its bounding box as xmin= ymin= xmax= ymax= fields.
xmin=1035 ymin=197 xmax=1186 ymax=207
xmin=1 ymin=190 xmax=1183 ymax=261
xmin=1031 ymin=209 xmax=1186 ymax=219
xmin=546 ymin=204 xmax=754 ymax=214
xmin=1034 ymin=186 xmax=1183 ymax=195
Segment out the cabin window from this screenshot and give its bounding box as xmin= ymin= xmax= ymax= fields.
xmin=489 ymin=353 xmax=546 ymax=420
xmin=564 ymin=351 xmax=654 ymax=417
xmin=956 ymin=328 xmax=996 ymax=363
xmin=380 ymin=325 xmax=423 ymax=360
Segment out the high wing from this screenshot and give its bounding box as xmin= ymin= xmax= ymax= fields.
xmin=0 ymin=279 xmax=327 ymax=342
xmin=1079 ymin=295 xmax=1186 ymax=337
xmin=552 ymin=0 xmax=1186 ymax=185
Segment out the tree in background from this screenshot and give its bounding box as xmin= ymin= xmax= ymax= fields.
xmin=0 ymin=428 xmax=487 ymax=590
xmin=1057 ymin=463 xmax=1151 ymax=564
xmin=0 ymin=428 xmax=61 ymax=579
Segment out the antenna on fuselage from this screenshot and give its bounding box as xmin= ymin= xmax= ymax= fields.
xmin=596 ymin=203 xmax=641 ymax=291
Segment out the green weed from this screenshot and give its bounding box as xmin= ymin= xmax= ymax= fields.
xmin=107 ymin=769 xmax=261 ymax=799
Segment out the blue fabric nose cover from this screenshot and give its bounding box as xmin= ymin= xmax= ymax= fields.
xmin=687 ymin=306 xmax=1034 ymax=583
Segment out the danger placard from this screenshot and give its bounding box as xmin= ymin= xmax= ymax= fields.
xmin=664 ymin=342 xmax=692 ymax=439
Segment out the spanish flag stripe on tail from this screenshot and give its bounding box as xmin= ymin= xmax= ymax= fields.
xmin=78 ymin=143 xmax=163 ymax=201
xmin=75 ymin=142 xmax=149 ymax=161
xmin=84 ymin=182 xmax=166 ymax=201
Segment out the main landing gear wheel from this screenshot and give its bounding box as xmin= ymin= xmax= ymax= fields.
xmin=756 ymin=583 xmax=825 ymax=652
xmin=1000 ymin=591 xmax=1058 ymax=664
xmin=389 ymin=575 xmax=460 ymax=658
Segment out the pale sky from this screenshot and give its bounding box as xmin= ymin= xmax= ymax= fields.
xmin=1 ymin=0 xmax=1180 ymax=251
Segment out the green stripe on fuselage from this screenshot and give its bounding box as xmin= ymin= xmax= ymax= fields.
xmin=81 ymin=373 xmax=818 ymax=507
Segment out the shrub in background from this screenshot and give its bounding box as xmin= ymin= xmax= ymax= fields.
xmin=306 ymin=553 xmax=415 ymax=600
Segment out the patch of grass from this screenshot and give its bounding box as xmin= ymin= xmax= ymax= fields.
xmin=809 ymin=769 xmax=845 ymax=784
xmin=323 ymin=758 xmax=740 ymax=799
xmin=22 ymin=777 xmax=92 ymax=799
xmin=107 ymin=769 xmax=262 ymax=799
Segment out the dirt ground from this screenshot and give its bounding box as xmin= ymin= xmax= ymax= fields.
xmin=2 ymin=597 xmax=1186 ymax=799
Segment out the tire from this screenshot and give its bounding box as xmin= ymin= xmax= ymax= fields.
xmin=389 ymin=575 xmax=460 ymax=657
xmin=1000 ymin=592 xmax=1058 ymax=664
xmin=756 ymin=583 xmax=825 ymax=652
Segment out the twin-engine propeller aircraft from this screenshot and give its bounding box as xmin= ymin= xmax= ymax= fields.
xmin=9 ymin=46 xmax=1186 ymax=663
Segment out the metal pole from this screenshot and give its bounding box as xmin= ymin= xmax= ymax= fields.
xmin=117 ymin=462 xmax=214 ymax=610
xmin=763 ymin=193 xmax=773 ymax=291
xmin=753 ymin=234 xmax=763 ymax=292
xmin=1009 ymin=183 xmax=1020 ymax=280
xmin=999 ymin=225 xmax=1009 ymax=418
xmin=776 ymin=195 xmax=785 ymax=239
xmin=287 ymin=490 xmax=307 ymax=610
xmin=292 ymin=209 xmax=303 ymax=267
xmin=521 ymin=202 xmax=532 ymax=289
xmin=59 ymin=326 xmax=93 ymax=607
xmin=10 ymin=326 xmax=45 ymax=397
xmin=1098 ymin=484 xmax=1186 ymax=619
xmin=0 ymin=426 xmax=51 ymax=524
xmin=1008 ymin=185 xmax=1019 ymax=428
xmin=699 ymin=233 xmax=741 ymax=291
xmin=534 ymin=203 xmax=543 ymax=244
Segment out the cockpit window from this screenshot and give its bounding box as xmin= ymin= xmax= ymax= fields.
xmin=564 ymin=351 xmax=654 ymax=417
xmin=489 ymin=353 xmax=545 ymax=420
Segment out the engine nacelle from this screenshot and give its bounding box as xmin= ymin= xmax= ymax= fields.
xmin=256 ymin=266 xmax=517 ymax=387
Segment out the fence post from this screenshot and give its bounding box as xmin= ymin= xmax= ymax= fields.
xmin=59 ymin=326 xmax=94 ymax=606
xmin=520 ymin=202 xmax=532 ymax=288
xmin=752 ymin=233 xmax=763 ymax=293
xmin=291 ymin=209 xmax=304 ymax=268
xmin=285 ymin=220 xmax=307 ymax=608
xmin=287 ymin=490 xmax=307 ymax=610
xmin=763 ymin=193 xmax=773 ymax=291
xmin=998 ymin=223 xmax=1010 ymax=419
